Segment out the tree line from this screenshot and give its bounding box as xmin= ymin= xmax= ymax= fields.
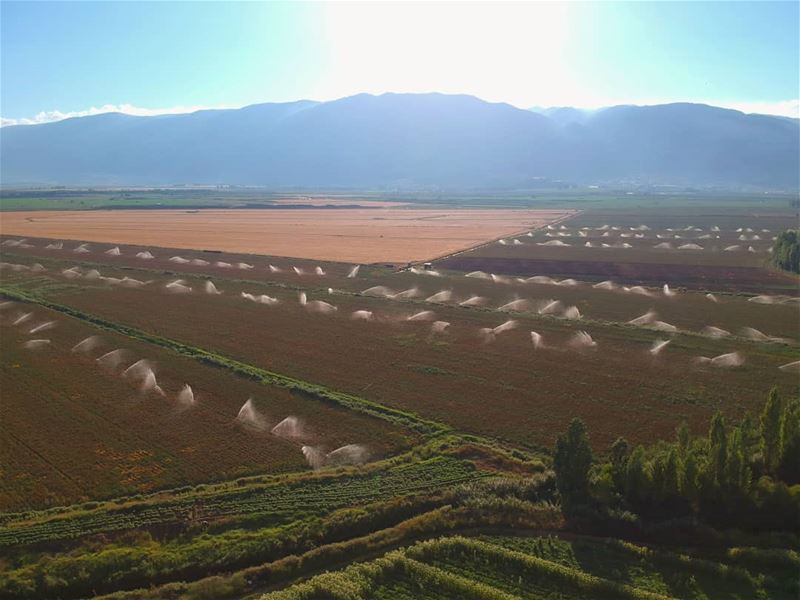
xmin=770 ymin=229 xmax=799 ymax=274
xmin=554 ymin=389 xmax=800 ymax=531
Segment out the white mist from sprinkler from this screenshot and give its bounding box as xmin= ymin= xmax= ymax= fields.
xmin=459 ymin=295 xmax=487 ymax=307
xmin=650 ymin=339 xmax=671 ymax=355
xmin=96 ymin=349 xmax=127 ymax=369
xmin=169 ymin=256 xmax=190 ymax=264
xmin=490 ymin=274 xmax=511 ymax=284
xmin=139 ymin=369 xmax=166 ymax=396
xmin=569 ymin=331 xmax=597 ymax=349
xmin=191 ymin=258 xmax=209 ymax=266
xmin=723 ymin=245 xmax=741 ymax=252
xmin=695 ymin=352 xmax=745 ymax=368
xmin=499 ymin=299 xmax=529 ymax=312
xmin=74 ymin=243 xmax=91 ymax=253
xmin=663 ymin=284 xmax=676 ymax=297
xmin=120 ymin=277 xmax=149 ymax=288
xmin=624 ymin=286 xmax=653 ymax=297
xmin=530 ymin=331 xmax=544 ymax=349
xmin=301 ymin=446 xmax=327 ymax=469
xmin=778 ymin=361 xmax=800 ymax=373
xmin=465 ymin=271 xmax=492 ymax=280
xmin=431 ymin=321 xmax=450 ymax=333
xmin=177 ymin=384 xmax=195 ymax=406
xmin=426 ymin=290 xmax=453 ymax=303
xmin=351 ymin=310 xmax=373 ymax=321
xmin=706 ymin=294 xmax=719 ymax=302
xmin=23 ymin=339 xmax=51 ymax=349
xmin=701 ymin=326 xmax=731 ymax=338
xmin=498 ymin=239 xmax=507 ymax=246
xmin=123 ymin=359 xmax=153 ymax=379
xmin=136 ymin=251 xmax=155 ymax=260
xmin=269 ymin=264 xmax=282 ymax=273
xmin=563 ymin=306 xmax=582 ymax=320
xmin=557 ymin=279 xmax=580 ymax=286
xmin=407 ymin=310 xmax=436 ymax=321
xmin=29 ymin=321 xmax=56 ymax=334
xmin=593 ymin=280 xmax=616 ymax=290
xmin=306 ymin=300 xmax=337 ymax=314
xmin=538 ymin=300 xmax=563 ymax=315
xmin=236 ymin=398 xmax=269 ymax=430
xmin=527 ymin=276 xmax=557 ymax=285
xmin=204 ymin=281 xmax=222 ymax=294
xmin=215 ymin=261 xmax=232 ymax=268
xmin=12 ymin=312 xmax=33 ymax=326
xmin=748 ymin=295 xmax=782 ymax=305
xmin=326 ymin=444 xmax=370 ymax=466
xmin=237 ymin=263 xmax=254 ymax=270
xmin=272 ymin=416 xmax=304 ymax=439
xmin=347 ymin=265 xmax=360 ymax=278
xmin=72 ymin=335 xmax=102 ymax=353
xmin=299 ymin=292 xmax=307 ymax=305
xmin=62 ymin=266 xmax=82 ymax=279
xmin=512 ymin=239 xmax=523 ymax=245
xmin=538 ymin=240 xmax=571 ymax=247
xmin=479 ymin=320 xmax=518 ymax=342
xmin=739 ymin=327 xmax=770 ymax=342
xmin=84 ymin=269 xmax=102 ymax=280
xmin=106 ymin=247 xmax=122 ymax=256
xmin=45 ymin=242 xmax=64 ymax=250
xmin=292 ymin=266 xmax=304 ymax=275
xmin=628 ymin=311 xmax=657 ymax=326
xmin=30 ymin=263 xmax=46 ymax=272
xmin=165 ymin=280 xmax=192 ymax=293
xmin=315 ymin=266 xmax=325 ymax=276
xmin=362 ymin=286 xmax=395 ymax=297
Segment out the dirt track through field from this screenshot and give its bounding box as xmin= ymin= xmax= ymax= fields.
xmin=0 ymin=208 xmax=571 ymax=263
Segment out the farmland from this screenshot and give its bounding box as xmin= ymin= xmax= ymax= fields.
xmin=0 ymin=208 xmax=571 ymax=263
xmin=1 ymin=196 xmax=798 ymax=599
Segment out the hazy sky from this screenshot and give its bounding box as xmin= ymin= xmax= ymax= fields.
xmin=2 ymin=1 xmax=798 ymax=125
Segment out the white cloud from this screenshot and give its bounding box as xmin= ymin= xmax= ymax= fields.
xmin=0 ymin=103 xmax=238 ymax=127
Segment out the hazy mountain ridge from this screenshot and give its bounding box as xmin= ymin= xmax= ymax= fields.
xmin=2 ymin=93 xmax=797 ymax=188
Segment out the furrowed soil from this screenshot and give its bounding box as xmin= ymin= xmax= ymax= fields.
xmin=0 ymin=301 xmax=414 ymax=511
xmin=2 ymin=250 xmax=795 ymax=456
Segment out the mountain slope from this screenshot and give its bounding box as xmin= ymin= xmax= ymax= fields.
xmin=1 ymin=94 xmax=797 ymax=188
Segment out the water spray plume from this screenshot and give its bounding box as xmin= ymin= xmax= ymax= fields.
xmin=431 ymin=321 xmax=450 ymax=333
xmin=593 ymin=280 xmax=616 ymax=290
xmin=570 ymin=331 xmax=598 ymax=349
xmin=527 ymin=276 xmax=556 ymax=285
xmin=84 ymin=269 xmax=102 ymax=280
xmin=701 ymin=326 xmax=731 ymax=338
xmin=465 ymin=271 xmax=491 ymax=280
xmin=12 ymin=312 xmax=33 ymax=326
xmin=106 ymin=247 xmax=122 ymax=256
xmin=306 ymin=300 xmax=337 ymax=314
xmin=407 ymin=310 xmax=435 ymax=321
xmin=29 ymin=321 xmax=56 ymax=334
xmin=362 ymin=286 xmax=395 ymax=297
xmin=649 ymin=339 xmax=671 ymax=355
xmin=236 ymin=398 xmax=269 ymax=430
xmin=298 ymin=292 xmax=307 ymax=305
xmin=499 ymin=299 xmax=528 ymax=312
xmin=326 ymin=444 xmax=369 ymax=466
xmin=96 ymin=349 xmax=127 ymax=368
xmin=392 ymin=287 xmax=421 ymax=299
xmin=292 ymin=266 xmax=304 ymax=275
xmin=563 ymin=306 xmax=581 ymax=320
xmin=459 ymin=295 xmax=487 ymax=307
xmin=135 ymin=251 xmax=155 ymax=260
xmin=778 ymin=361 xmax=800 ymax=373
xmin=269 ymin=264 xmax=282 ymax=273
xmin=315 ymin=266 xmax=325 ymax=276
xmin=649 ymin=321 xmax=677 ymax=332
xmin=739 ymin=327 xmax=770 ymax=341
xmin=45 ymin=242 xmax=63 ymax=250
xmin=72 ymin=336 xmax=102 ymax=353
xmin=558 ymin=279 xmax=580 ymax=286
xmin=272 ymin=416 xmax=303 ymax=439
xmin=204 ymin=280 xmax=222 ymax=294
xmin=23 ymin=339 xmax=50 ymax=349
xmin=169 ymin=256 xmax=190 ymax=264
xmin=120 ymin=277 xmax=148 ymax=288
xmin=706 ymin=293 xmax=719 ymax=302
xmin=302 ymin=446 xmax=326 ymax=469
xmin=140 ymin=369 xmax=165 ymax=396
xmin=165 ymin=280 xmax=192 ymax=293
xmin=425 ymin=290 xmax=453 ymax=303
xmin=530 ymin=331 xmax=544 ymax=349
xmin=351 ymin=310 xmax=373 ymax=321
xmin=237 ymin=262 xmax=254 ymax=270
xmin=663 ymin=284 xmax=676 ymax=297
xmin=191 ymin=258 xmax=209 ymax=266
xmin=177 ymin=384 xmax=195 ymax=406
xmin=628 ymin=311 xmax=657 ymax=326
xmin=215 ymin=261 xmax=232 ymax=268
xmin=347 ymin=265 xmax=360 ymax=278
xmin=74 ymin=243 xmax=91 ymax=253
xmin=538 ymin=300 xmax=563 ymax=315
xmin=723 ymin=245 xmax=741 ymax=251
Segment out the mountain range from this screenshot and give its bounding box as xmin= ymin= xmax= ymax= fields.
xmin=1 ymin=93 xmax=797 ymax=188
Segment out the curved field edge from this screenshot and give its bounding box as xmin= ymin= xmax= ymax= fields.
xmin=0 ymin=285 xmax=448 ymax=437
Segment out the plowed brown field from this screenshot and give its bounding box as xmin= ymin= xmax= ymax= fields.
xmin=0 ymin=208 xmax=571 ymax=263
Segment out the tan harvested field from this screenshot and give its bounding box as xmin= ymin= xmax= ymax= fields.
xmin=0 ymin=208 xmax=571 ymax=263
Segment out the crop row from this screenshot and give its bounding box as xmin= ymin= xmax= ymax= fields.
xmin=0 ymin=456 xmax=481 ymax=547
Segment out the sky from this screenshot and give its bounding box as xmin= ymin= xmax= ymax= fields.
xmin=1 ymin=1 xmax=798 ymax=126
